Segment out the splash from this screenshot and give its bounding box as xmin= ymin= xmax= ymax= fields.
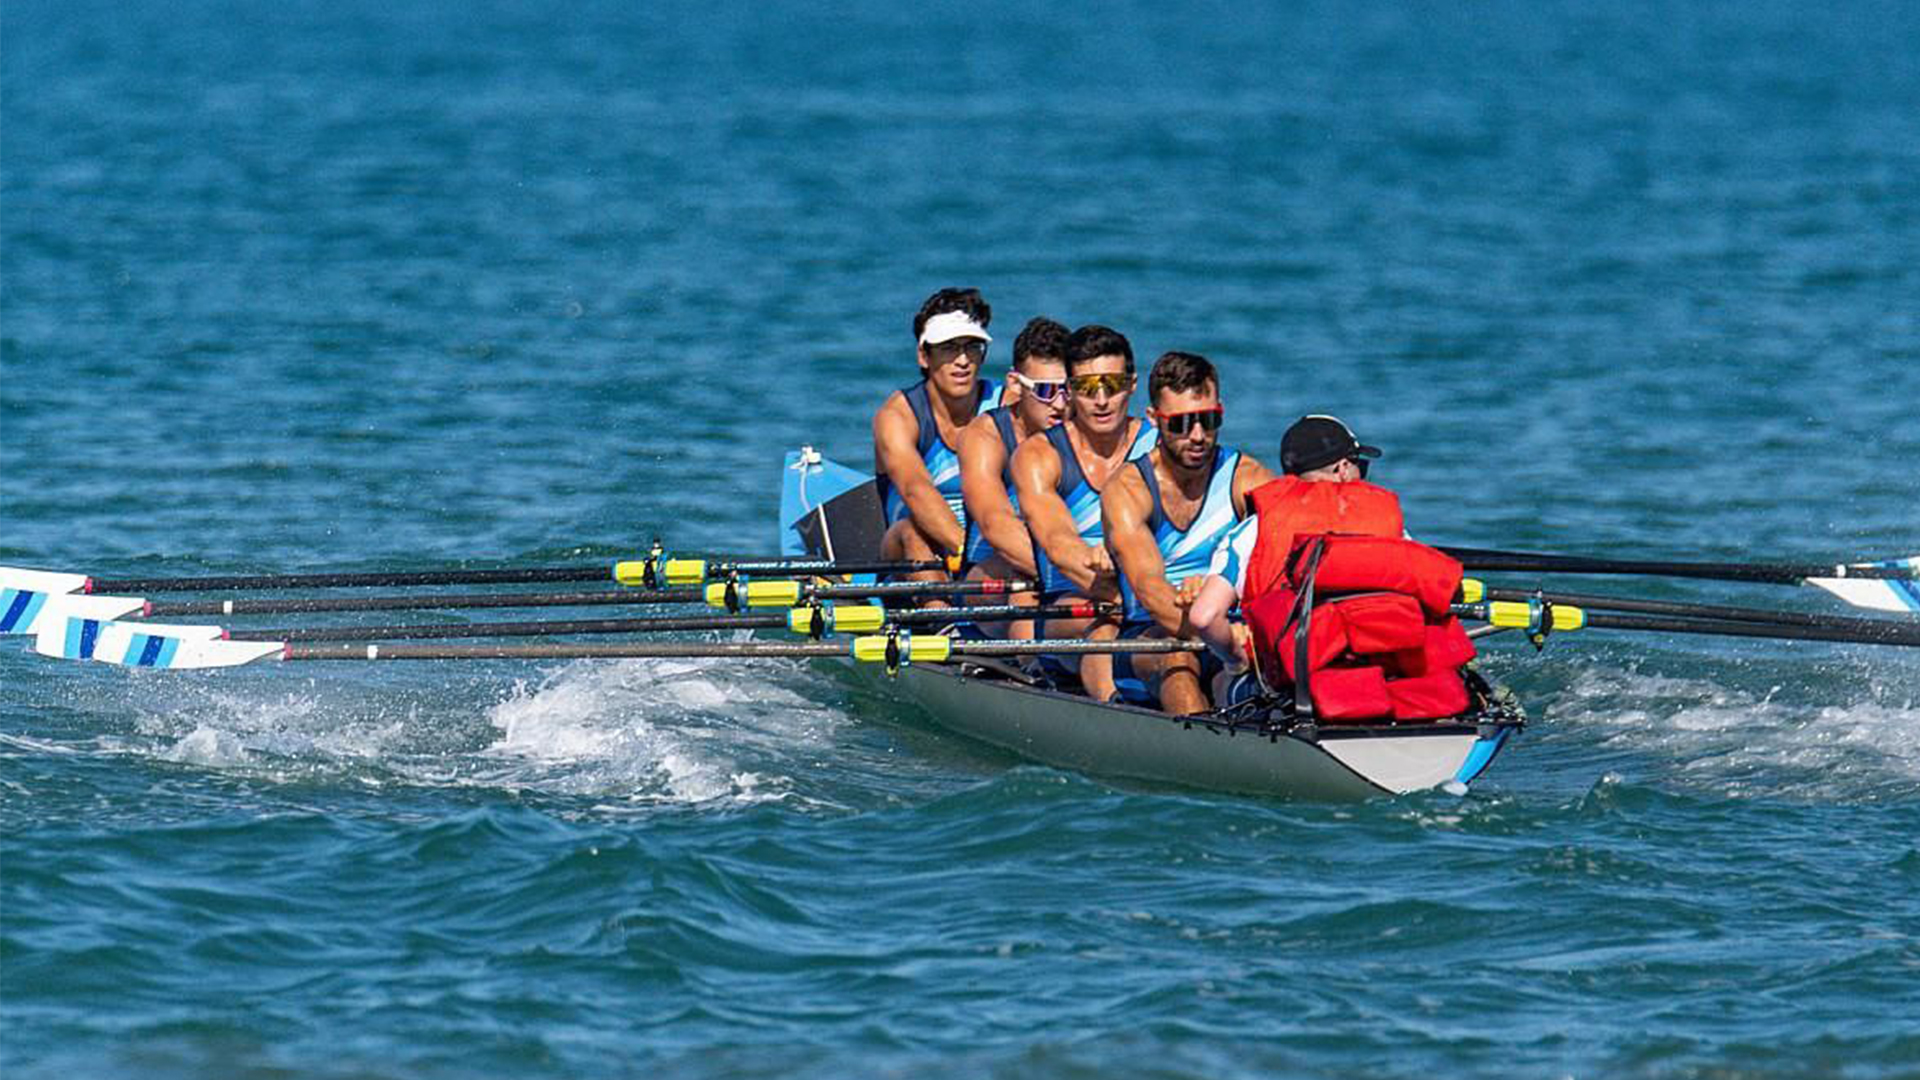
xmin=55 ymin=654 xmax=852 ymax=808
xmin=480 ymin=656 xmax=843 ymax=807
xmin=1549 ymin=662 xmax=1920 ymax=801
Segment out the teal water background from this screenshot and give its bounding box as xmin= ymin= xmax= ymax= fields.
xmin=4 ymin=2 xmax=1919 ymax=1077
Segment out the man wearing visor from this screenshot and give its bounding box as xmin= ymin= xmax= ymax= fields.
xmin=1100 ymin=352 xmax=1274 ymax=714
xmin=1187 ymin=415 xmax=1404 ymax=695
xmin=1011 ymin=325 xmax=1159 ymax=699
xmin=958 ymin=316 xmax=1072 ymax=636
xmin=874 ymin=288 xmax=1008 ymax=577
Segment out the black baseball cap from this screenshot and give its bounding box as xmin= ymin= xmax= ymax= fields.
xmin=1280 ymin=415 xmax=1383 ymax=475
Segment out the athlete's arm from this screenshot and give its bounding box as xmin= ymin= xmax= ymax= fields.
xmin=1188 ymin=575 xmax=1242 ymax=661
xmin=959 ymin=415 xmax=1036 ymax=577
xmin=873 ymin=394 xmax=964 ymax=556
xmin=1101 ymin=468 xmax=1187 ymax=637
xmin=1012 ymin=436 xmax=1102 ymax=594
xmin=1231 ymin=453 xmax=1278 ymax=514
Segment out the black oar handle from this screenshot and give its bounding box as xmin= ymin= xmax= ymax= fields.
xmin=90 ymin=566 xmax=615 ymax=592
xmin=1442 ymin=546 xmax=1912 ymax=583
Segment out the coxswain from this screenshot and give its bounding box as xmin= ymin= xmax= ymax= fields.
xmin=958 ymin=316 xmax=1071 ymax=637
xmin=1100 ymin=352 xmax=1274 ymax=714
xmin=1188 ymin=414 xmax=1402 ymax=698
xmin=1011 ymin=325 xmax=1158 ymax=699
xmin=873 ymin=288 xmax=1008 ymax=594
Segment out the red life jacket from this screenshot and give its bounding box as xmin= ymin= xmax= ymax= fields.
xmin=1242 ymin=534 xmax=1476 ymax=724
xmin=1242 ymin=477 xmax=1405 ymax=601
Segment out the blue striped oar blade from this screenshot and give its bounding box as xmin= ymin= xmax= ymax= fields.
xmin=1 ymin=592 xmax=146 ymax=635
xmin=30 ymin=617 xmax=280 ymax=669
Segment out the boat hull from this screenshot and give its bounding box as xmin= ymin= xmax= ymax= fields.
xmin=856 ymin=660 xmax=1511 ymax=800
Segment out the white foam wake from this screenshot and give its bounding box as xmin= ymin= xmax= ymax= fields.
xmin=1551 ymin=663 xmax=1920 ymax=801
xmin=479 ymin=655 xmax=842 ymax=807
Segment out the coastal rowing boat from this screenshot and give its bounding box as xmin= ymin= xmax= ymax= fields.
xmin=778 ymin=447 xmax=1525 ymax=799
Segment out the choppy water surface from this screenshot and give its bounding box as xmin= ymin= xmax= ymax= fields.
xmin=4 ymin=2 xmax=1918 ymax=1077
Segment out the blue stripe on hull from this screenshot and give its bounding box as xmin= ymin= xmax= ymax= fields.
xmin=1453 ymin=726 xmax=1513 ymax=786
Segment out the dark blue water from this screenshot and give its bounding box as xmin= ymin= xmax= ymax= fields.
xmin=4 ymin=2 xmax=1918 ymax=1077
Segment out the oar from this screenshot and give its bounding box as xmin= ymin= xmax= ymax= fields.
xmin=1441 ymin=547 xmax=1920 ymax=612
xmin=1459 ymin=601 xmax=1920 ymax=648
xmin=0 ymin=587 xmax=709 ymax=636
xmin=33 ymin=620 xmax=1196 ymax=671
xmin=194 ymin=602 xmax=1112 ymax=644
xmin=0 ymin=552 xmax=964 ymax=598
xmin=1464 ymin=583 xmax=1917 ymax=633
xmin=2 ymin=577 xmax=1043 ymax=637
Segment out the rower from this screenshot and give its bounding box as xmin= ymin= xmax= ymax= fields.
xmin=1011 ymin=325 xmax=1158 ymax=699
xmin=1101 ymin=352 xmax=1274 ymax=714
xmin=1188 ymin=414 xmax=1402 ymax=698
xmin=958 ymin=317 xmax=1071 ymax=638
xmin=873 ymin=288 xmax=1008 ymax=594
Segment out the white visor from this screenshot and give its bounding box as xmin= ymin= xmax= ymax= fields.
xmin=918 ymin=311 xmax=992 ymax=347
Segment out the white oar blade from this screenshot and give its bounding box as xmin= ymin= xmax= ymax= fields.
xmin=31 ymin=617 xmax=277 ymax=669
xmin=1 ymin=592 xmax=146 ymax=636
xmin=0 ymin=566 xmax=91 ymax=596
xmin=1808 ymin=577 xmax=1920 ymax=613
xmin=1808 ymin=557 xmax=1920 ymax=614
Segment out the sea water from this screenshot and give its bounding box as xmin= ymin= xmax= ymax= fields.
xmin=3 ymin=2 xmax=1918 ymax=1077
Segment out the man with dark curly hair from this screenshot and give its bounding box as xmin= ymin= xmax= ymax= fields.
xmin=1012 ymin=325 xmax=1158 ymax=698
xmin=1102 ymin=351 xmax=1274 ymax=713
xmin=957 ymin=316 xmax=1072 ymax=637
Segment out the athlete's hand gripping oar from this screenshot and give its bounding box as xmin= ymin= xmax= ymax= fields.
xmin=1440 ymin=547 xmax=1920 ymax=613
xmin=1457 ymin=600 xmax=1920 ymax=648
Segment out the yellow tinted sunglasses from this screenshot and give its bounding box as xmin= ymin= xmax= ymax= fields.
xmin=1067 ymin=373 xmax=1132 ymax=398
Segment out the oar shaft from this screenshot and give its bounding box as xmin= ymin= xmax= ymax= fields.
xmin=235 ymin=603 xmax=1100 ymax=643
xmin=1480 ymin=587 xmax=1915 ymax=633
xmin=280 ymin=636 xmax=1204 ymax=662
xmin=238 ymin=613 xmax=789 ymax=642
xmin=287 ymin=641 xmax=850 ymax=661
xmin=1581 ymin=611 xmax=1920 ymax=647
xmin=145 ymin=589 xmax=702 ymax=616
xmin=88 ymin=566 xmax=615 ymax=593
xmin=953 ymin=639 xmax=1206 ymax=657
xmin=1441 ymin=547 xmax=1911 ymax=584
xmin=813 ymin=579 xmax=1033 ymax=600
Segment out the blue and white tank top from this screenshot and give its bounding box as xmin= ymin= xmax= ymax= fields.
xmin=962 ymin=407 xmax=1025 ymax=565
xmin=878 ymin=377 xmax=1004 ymax=530
xmin=1033 ymin=420 xmax=1159 ymax=596
xmin=1120 ymin=445 xmax=1245 ymax=624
